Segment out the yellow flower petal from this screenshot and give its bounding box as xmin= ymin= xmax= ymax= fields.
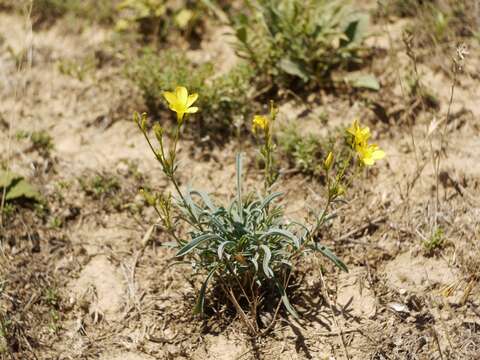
xmin=347 ymin=119 xmax=371 ymax=150
xmin=371 ymin=149 xmax=385 ymax=160
xmin=186 ymin=106 xmax=199 ymax=114
xmin=252 ymin=115 xmax=268 ymax=133
xmin=163 ymin=91 xmax=177 ymax=106
xmin=186 ymin=93 xmax=198 ymax=107
xmin=163 ymin=86 xmax=199 ymax=121
xmin=175 ymin=86 xmax=188 ymax=106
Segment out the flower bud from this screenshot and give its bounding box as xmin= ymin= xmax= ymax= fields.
xmin=324 ymin=151 xmax=334 ymax=171
xmin=153 ymin=123 xmax=163 ymax=142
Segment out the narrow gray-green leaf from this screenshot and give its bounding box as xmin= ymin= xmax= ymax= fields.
xmin=236 ymin=153 xmax=243 ymax=222
xmin=314 ymin=243 xmax=348 ymax=272
xmin=217 ymin=241 xmax=234 ymax=260
xmin=260 ymin=228 xmax=300 ymax=248
xmin=190 ymin=189 xmax=216 ymax=211
xmin=260 ymin=245 xmax=274 ymax=278
xmin=275 ymin=280 xmax=299 ymax=319
xmin=176 ymin=233 xmax=222 ymax=257
xmin=250 ymin=253 xmax=259 ymax=272
xmin=194 ymin=267 xmax=216 ymax=314
xmin=259 ymin=191 xmax=283 ymax=210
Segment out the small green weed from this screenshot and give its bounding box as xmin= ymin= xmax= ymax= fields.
xmin=16 ymin=129 xmax=55 ymax=155
xmin=423 ymin=227 xmax=445 ymax=254
xmin=79 ymin=174 xmax=120 ymax=199
xmin=43 ymin=288 xmax=61 ymax=334
xmin=57 ymin=55 xmax=97 ymax=81
xmin=279 ymin=127 xmax=331 ymax=177
xmin=30 ymin=131 xmax=55 ymax=154
xmin=15 ymin=130 xmax=29 ymax=140
xmin=49 ymin=216 xmax=63 ymax=229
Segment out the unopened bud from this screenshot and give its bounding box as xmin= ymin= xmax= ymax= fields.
xmin=324 ymin=151 xmax=334 ymax=171
xmin=153 ymin=123 xmax=163 ymax=142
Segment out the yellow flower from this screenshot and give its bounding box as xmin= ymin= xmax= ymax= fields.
xmin=346 ymin=119 xmax=385 ymax=166
xmin=252 ymin=115 xmax=269 ymax=134
xmin=347 ymin=119 xmax=370 ymax=149
xmin=324 ymin=151 xmax=334 ymax=171
xmin=163 ymin=86 xmax=199 ymax=122
xmin=356 ymin=143 xmax=385 ymax=166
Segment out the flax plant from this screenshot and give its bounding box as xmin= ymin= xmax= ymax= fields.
xmin=135 ymin=86 xmax=384 ymax=334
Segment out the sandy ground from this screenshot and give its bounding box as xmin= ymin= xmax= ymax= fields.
xmin=1 ymin=7 xmax=479 ymax=360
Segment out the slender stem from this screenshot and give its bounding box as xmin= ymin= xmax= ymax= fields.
xmin=218 ymin=276 xmax=257 ymax=334
xmin=224 ymin=260 xmax=252 ymax=304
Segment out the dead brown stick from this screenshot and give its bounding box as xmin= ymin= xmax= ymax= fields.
xmin=337 ymin=216 xmax=387 ymax=242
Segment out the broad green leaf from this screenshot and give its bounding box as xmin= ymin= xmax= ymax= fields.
xmin=341 ymin=12 xmax=369 ymax=46
xmin=194 ymin=267 xmax=216 ymax=314
xmin=0 ymin=171 xmax=41 ymax=203
xmin=347 ymin=73 xmax=380 ymax=91
xmin=0 ymin=171 xmax=22 ymax=189
xmin=236 ymin=27 xmax=247 ymax=43
xmin=279 ymin=58 xmax=309 ymax=82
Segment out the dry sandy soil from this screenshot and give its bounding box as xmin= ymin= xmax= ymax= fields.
xmin=1 ymin=4 xmax=479 ymax=360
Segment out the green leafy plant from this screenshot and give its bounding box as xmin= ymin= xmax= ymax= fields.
xmin=230 ymin=0 xmax=370 ymax=88
xmin=134 ymin=86 xmax=385 ymax=333
xmin=278 ymin=125 xmax=355 ymax=178
xmin=128 ymin=49 xmax=255 ymax=135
